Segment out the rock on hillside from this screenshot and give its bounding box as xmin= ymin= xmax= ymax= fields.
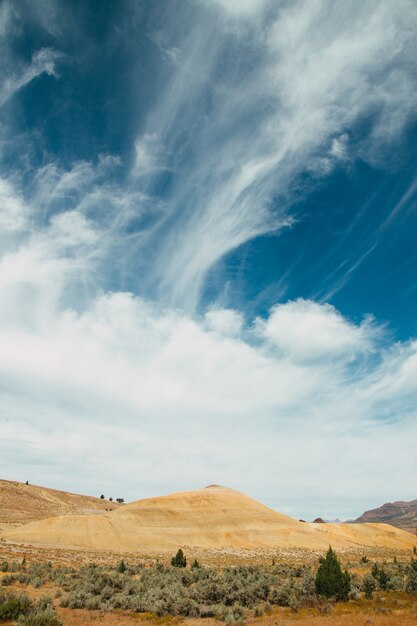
xmin=0 ymin=479 xmax=120 ymax=523
xmin=354 ymin=498 xmax=417 ymax=533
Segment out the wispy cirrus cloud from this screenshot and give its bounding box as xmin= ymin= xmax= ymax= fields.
xmin=125 ymin=0 xmax=417 ymax=310
xmin=0 ymin=48 xmax=62 ymax=108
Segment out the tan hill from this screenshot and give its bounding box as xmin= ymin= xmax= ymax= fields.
xmin=0 ymin=479 xmax=120 ymax=523
xmin=2 ymin=485 xmax=415 ymax=552
xmin=354 ymin=498 xmax=417 ymax=533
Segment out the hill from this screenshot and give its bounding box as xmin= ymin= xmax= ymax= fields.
xmin=0 ymin=478 xmax=119 ymax=523
xmin=2 ymin=484 xmax=415 ymax=552
xmin=354 ymin=498 xmax=417 ymax=533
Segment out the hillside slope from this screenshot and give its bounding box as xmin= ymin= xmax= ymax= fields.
xmin=354 ymin=498 xmax=417 ymax=533
xmin=0 ymin=479 xmax=119 ymax=523
xmin=3 ymin=485 xmax=415 ymax=552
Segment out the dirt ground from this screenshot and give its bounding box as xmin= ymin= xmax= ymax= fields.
xmin=0 ymin=536 xmax=413 ymax=569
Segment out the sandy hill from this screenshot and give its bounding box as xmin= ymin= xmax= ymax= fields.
xmin=2 ymin=485 xmax=415 ymax=552
xmin=354 ymin=498 xmax=417 ymax=533
xmin=0 ymin=479 xmax=119 ymax=523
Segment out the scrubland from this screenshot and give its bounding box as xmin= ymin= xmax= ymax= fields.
xmin=1 ymin=548 xmax=417 ymax=625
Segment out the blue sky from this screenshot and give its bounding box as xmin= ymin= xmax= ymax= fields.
xmin=1 ymin=0 xmax=417 ymax=520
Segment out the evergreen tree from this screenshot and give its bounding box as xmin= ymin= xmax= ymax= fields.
xmin=171 ymin=549 xmax=187 ymax=568
xmin=378 ymin=568 xmax=389 ymax=590
xmin=191 ymin=559 xmax=201 ymax=569
xmin=315 ymin=547 xmax=351 ymax=601
xmin=117 ymin=560 xmax=126 ymax=573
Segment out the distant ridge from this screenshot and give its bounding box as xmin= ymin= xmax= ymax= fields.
xmin=0 ymin=478 xmax=120 ymax=523
xmin=2 ymin=484 xmax=415 ymax=553
xmin=354 ymin=498 xmax=417 ymax=533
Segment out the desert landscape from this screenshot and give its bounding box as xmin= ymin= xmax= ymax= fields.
xmin=2 ymin=0 xmax=417 ymax=624
xmin=1 ymin=480 xmax=417 ymax=625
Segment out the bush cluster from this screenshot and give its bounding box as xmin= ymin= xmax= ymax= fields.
xmin=1 ymin=548 xmax=417 ymax=621
xmin=0 ymin=590 xmax=61 ymax=625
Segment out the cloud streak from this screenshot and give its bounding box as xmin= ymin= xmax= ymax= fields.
xmin=0 ymin=48 xmax=61 ymax=108
xmin=127 ymin=0 xmax=417 ymax=309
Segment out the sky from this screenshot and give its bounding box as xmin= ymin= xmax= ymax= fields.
xmin=0 ymin=0 xmax=417 ymax=521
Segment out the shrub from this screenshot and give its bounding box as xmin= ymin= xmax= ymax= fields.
xmin=36 ymin=596 xmax=54 ymax=611
xmin=287 ymin=590 xmax=301 ymax=612
xmin=0 ymin=591 xmax=31 ymax=621
xmin=117 ymin=560 xmax=126 ymax=573
xmin=16 ymin=606 xmax=62 ymax=626
xmin=406 ymin=559 xmax=417 ymax=593
xmin=388 ymin=575 xmax=404 ymax=591
xmin=315 ymin=547 xmax=350 ymax=601
xmin=363 ymin=574 xmax=376 ymax=599
xmin=171 ymin=549 xmax=187 ymax=568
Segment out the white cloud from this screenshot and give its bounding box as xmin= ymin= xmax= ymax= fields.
xmin=127 ymin=0 xmax=417 ymax=310
xmin=0 ymin=230 xmax=416 ymax=517
xmin=205 ymin=308 xmax=244 ymax=337
xmin=258 ymin=299 xmax=376 ymax=362
xmin=206 ymin=0 xmax=267 ymax=17
xmin=132 ymin=133 xmax=165 ymax=178
xmin=0 ymin=177 xmax=28 ymax=232
xmin=0 ymin=48 xmax=62 ymax=108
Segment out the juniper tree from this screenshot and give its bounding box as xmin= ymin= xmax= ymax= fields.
xmin=171 ymin=549 xmax=187 ymax=568
xmin=315 ymin=547 xmax=350 ymax=601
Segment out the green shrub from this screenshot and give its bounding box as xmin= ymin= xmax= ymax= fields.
xmin=0 ymin=591 xmax=31 ymax=621
xmin=406 ymin=559 xmax=417 ymax=593
xmin=363 ymin=574 xmax=376 ymax=599
xmin=36 ymin=596 xmax=54 ymax=611
xmin=378 ymin=568 xmax=389 ymax=590
xmin=16 ymin=606 xmax=62 ymax=626
xmin=315 ymin=547 xmax=350 ymax=601
xmin=171 ymin=549 xmax=187 ymax=568
xmin=388 ymin=575 xmax=404 ymax=591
